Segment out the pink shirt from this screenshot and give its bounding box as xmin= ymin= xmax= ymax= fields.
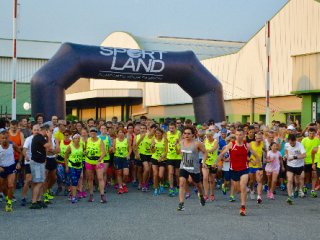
xmin=266 ymin=150 xmax=281 ymax=172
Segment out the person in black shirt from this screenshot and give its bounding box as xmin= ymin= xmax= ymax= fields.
xmin=30 ymin=124 xmax=52 ymax=209
xmin=246 ymin=125 xmax=256 ymax=143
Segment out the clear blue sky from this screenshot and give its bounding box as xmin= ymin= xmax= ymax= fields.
xmin=0 ymin=0 xmax=288 ymax=45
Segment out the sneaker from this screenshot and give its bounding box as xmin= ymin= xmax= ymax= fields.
xmin=221 ymin=184 xmax=227 ymax=195
xmin=12 ymin=196 xmax=17 ymax=203
xmin=250 ymin=191 xmax=255 ymax=200
xmin=44 ymin=192 xmax=54 ymax=200
xmin=257 ymin=196 xmax=262 ymax=204
xmin=153 ymin=188 xmax=159 ymax=196
xmin=118 ymin=188 xmax=124 ymax=194
xmin=175 ymin=187 xmax=179 ymax=195
xmin=177 ymin=202 xmax=185 ymax=211
xmin=185 ymin=192 xmax=191 ymax=199
xmin=55 ymin=187 xmax=62 ymax=196
xmin=100 ymin=194 xmax=107 ymax=203
xmin=229 ymin=196 xmax=235 ymax=202
xmin=200 ymin=195 xmax=206 ymax=206
xmin=5 ymin=203 xmax=13 ymax=212
xmin=280 ymin=184 xmax=286 ymax=191
xmin=193 ymin=187 xmax=198 ymax=194
xmin=37 ymin=201 xmax=48 ymax=208
xmin=263 ymin=184 xmax=268 ymax=192
xmin=203 ymin=195 xmax=209 ymax=202
xmin=311 ymin=190 xmax=317 ymax=198
xmin=43 ymin=197 xmax=52 ymax=205
xmin=159 ymin=185 xmax=164 ymax=194
xmin=133 ymin=180 xmax=138 ymax=188
xmin=240 ymin=206 xmax=246 ymax=216
xmin=168 ymin=188 xmax=175 ymax=197
xmin=88 ymin=194 xmax=94 ymax=202
xmin=29 ymin=202 xmax=42 ymax=209
xmin=82 ymin=191 xmax=87 ymax=198
xmin=77 ymin=191 xmax=82 ymax=199
xmin=164 ymin=182 xmax=169 ymax=188
xmin=298 ymin=190 xmax=305 ymax=198
xmin=21 ymin=198 xmax=27 ymax=206
xmin=287 ymin=196 xmax=293 ymax=205
xmin=67 ymin=193 xmax=72 ymax=201
xmin=266 ymin=191 xmax=271 ymax=199
xmin=303 ymin=186 xmax=308 ymax=195
xmin=210 ymin=195 xmax=215 ymax=202
xmin=71 ymin=197 xmax=78 ymax=204
xmin=294 ymin=188 xmax=299 ymax=198
xmin=114 ymin=183 xmax=119 ymax=190
xmin=269 ymin=192 xmax=275 ymax=200
xmin=123 ymin=185 xmax=128 ymax=193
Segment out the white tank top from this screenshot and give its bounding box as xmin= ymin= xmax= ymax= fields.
xmin=0 ymin=143 xmax=15 ymax=167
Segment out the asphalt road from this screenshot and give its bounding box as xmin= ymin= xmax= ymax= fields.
xmin=0 ymin=186 xmax=319 ymax=240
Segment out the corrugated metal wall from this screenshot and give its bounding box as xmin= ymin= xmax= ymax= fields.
xmin=0 ymin=57 xmax=47 ymax=83
xmin=202 ymin=0 xmax=320 ymax=103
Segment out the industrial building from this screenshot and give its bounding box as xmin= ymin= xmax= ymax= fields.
xmin=1 ymin=0 xmax=319 ymax=127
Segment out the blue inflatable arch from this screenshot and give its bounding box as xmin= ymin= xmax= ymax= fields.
xmin=31 ymin=42 xmax=225 ymax=123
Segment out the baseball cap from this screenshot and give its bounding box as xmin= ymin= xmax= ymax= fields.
xmin=89 ymin=127 xmax=98 ymax=133
xmin=221 ymin=128 xmax=228 ymax=134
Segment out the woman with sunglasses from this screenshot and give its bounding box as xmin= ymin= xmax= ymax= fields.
xmin=64 ymin=133 xmax=84 ymax=203
xmin=202 ymin=129 xmax=219 ymax=202
xmin=85 ymin=127 xmax=106 ymax=203
xmin=56 ymin=129 xmax=72 ymax=197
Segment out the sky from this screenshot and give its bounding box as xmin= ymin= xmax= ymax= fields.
xmin=0 ymin=0 xmax=288 ymax=45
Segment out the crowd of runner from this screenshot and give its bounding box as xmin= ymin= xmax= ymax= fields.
xmin=0 ymin=114 xmax=320 ymax=216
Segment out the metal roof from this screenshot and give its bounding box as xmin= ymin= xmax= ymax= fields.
xmin=134 ymin=36 xmax=244 ymax=60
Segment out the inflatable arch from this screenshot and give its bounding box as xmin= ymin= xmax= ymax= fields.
xmin=31 ymin=42 xmax=225 ymax=123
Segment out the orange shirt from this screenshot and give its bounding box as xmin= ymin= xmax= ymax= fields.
xmin=9 ymin=130 xmax=21 ymax=161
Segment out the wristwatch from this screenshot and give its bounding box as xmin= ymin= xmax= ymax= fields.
xmin=294 ymin=155 xmax=298 ymax=159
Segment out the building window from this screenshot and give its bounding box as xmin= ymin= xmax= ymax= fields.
xmin=242 ymin=115 xmax=250 ymax=124
xmin=259 ymin=114 xmax=266 ymax=124
xmin=286 ymin=113 xmax=301 ymax=126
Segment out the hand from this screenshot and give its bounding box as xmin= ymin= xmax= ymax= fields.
xmin=0 ymin=167 xmax=4 ymax=173
xmin=250 ymin=159 xmax=257 ymax=166
xmin=109 ymin=147 xmax=114 ymax=152
xmin=202 ymin=163 xmax=208 ymax=169
xmin=212 ymin=163 xmax=217 ymax=169
xmin=312 ymin=164 xmax=316 ymax=171
xmin=126 ymin=154 xmax=130 ymax=160
xmin=135 ymin=154 xmax=140 ymax=160
xmin=16 ymin=162 xmax=21 ymax=170
xmin=65 ymin=166 xmax=69 ymax=173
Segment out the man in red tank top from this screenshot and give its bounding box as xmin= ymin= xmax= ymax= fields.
xmin=217 ymin=128 xmax=260 ymax=216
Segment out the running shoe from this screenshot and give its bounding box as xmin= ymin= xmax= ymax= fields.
xmin=123 ymin=185 xmax=128 ymax=193
xmin=29 ymin=202 xmax=42 ymax=209
xmin=82 ymin=191 xmax=87 ymax=198
xmin=168 ymin=188 xmax=175 ymax=197
xmin=193 ymin=187 xmax=198 ymax=194
xmin=303 ymin=186 xmax=308 ymax=195
xmin=177 ymin=202 xmax=185 ymax=211
xmin=67 ymin=193 xmax=72 ymax=201
xmin=229 ymin=196 xmax=235 ymax=202
xmin=298 ymin=190 xmax=305 ymax=198
xmin=200 ymin=195 xmax=206 ymax=206
xmin=88 ymin=194 xmax=94 ymax=202
xmin=37 ymin=201 xmax=48 ymax=208
xmin=55 ymin=187 xmax=62 ymax=196
xmin=44 ymin=192 xmax=54 ymax=200
xmin=263 ymin=184 xmax=268 ymax=192
xmin=164 ymin=182 xmax=169 ymax=188
xmin=257 ymin=196 xmax=262 ymax=204
xmin=100 ymin=194 xmax=107 ymax=203
xmin=159 ymin=185 xmax=164 ymax=194
xmin=71 ymin=197 xmax=78 ymax=204
xmin=118 ymin=188 xmax=124 ymax=194
xmin=153 ymin=188 xmax=159 ymax=196
xmin=294 ymin=188 xmax=299 ymax=198
xmin=250 ymin=191 xmax=255 ymax=200
xmin=21 ymin=198 xmax=27 ymax=207
xmin=269 ymin=192 xmax=275 ymax=200
xmin=185 ymin=192 xmax=191 ymax=199
xmin=280 ymin=184 xmax=286 ymax=191
xmin=47 ymin=190 xmax=55 ymax=199
xmin=239 ymin=206 xmax=246 ymax=216
xmin=175 ymin=187 xmax=179 ymax=195
xmin=310 ymin=190 xmax=317 ymax=198
xmin=210 ymin=195 xmax=215 ymax=202
xmin=286 ymin=196 xmax=293 ymax=205
xmin=114 ymin=183 xmax=119 ymax=190
xmin=12 ymin=196 xmax=17 ymax=203
xmin=77 ymin=191 xmax=82 ymax=199
xmin=203 ymin=195 xmax=209 ymax=202
xmin=221 ymin=184 xmax=227 ymax=195
xmin=5 ymin=203 xmax=13 ymax=212
xmin=266 ymin=191 xmax=271 ymax=199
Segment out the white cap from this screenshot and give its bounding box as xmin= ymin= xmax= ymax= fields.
xmin=287 ymin=125 xmax=295 ymax=130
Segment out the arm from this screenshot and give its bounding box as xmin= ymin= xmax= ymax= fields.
xmin=247 ymin=144 xmax=261 ymax=163
xmin=311 ymin=147 xmax=318 ymax=170
xmin=198 ymin=142 xmax=208 ymax=165
xmin=150 ymin=138 xmax=156 ymax=154
xmin=13 ymin=143 xmax=22 ymax=169
xmin=208 ymin=141 xmax=219 ymax=154
xmin=217 ymin=142 xmax=232 ymax=161
xmin=64 ymin=146 xmax=71 ymax=173
xmin=162 ymin=138 xmax=168 ymax=160
xmin=175 ymin=140 xmax=181 ymax=155
xmin=127 ymin=138 xmax=132 ymax=160
xmin=99 ymin=140 xmax=106 ymax=163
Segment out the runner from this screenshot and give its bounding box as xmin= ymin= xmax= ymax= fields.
xmin=21 ymin=124 xmax=40 ymax=206
xmin=177 ymin=126 xmax=207 ymax=211
xmin=64 ymin=133 xmax=84 ymax=203
xmin=202 ymin=129 xmax=219 ymax=201
xmin=166 ymin=122 xmax=182 ymax=197
xmin=113 ymin=129 xmax=132 ymax=194
xmin=0 ymin=128 xmax=22 ymax=212
xmin=248 ymin=132 xmax=266 ymax=203
xmin=150 ymin=128 xmax=167 ymax=196
xmin=284 ymin=134 xmax=306 ymax=204
xmin=77 ymin=127 xmax=88 ymax=198
xmin=85 ymin=127 xmax=106 ymax=203
xmin=301 ymin=127 xmax=319 ymax=197
xmin=217 ymin=128 xmax=261 ymax=216
xmin=221 ymin=134 xmax=236 ymax=195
